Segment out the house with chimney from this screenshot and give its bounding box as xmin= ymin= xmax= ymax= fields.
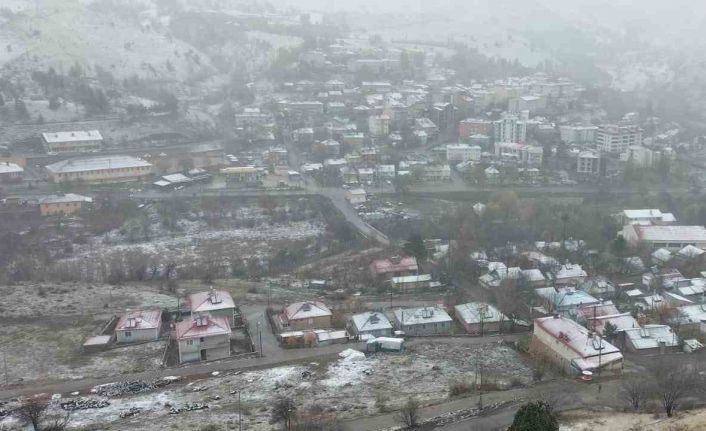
xmin=115 ymin=309 xmax=163 ymax=343
xmin=276 ymin=301 xmax=332 ymax=331
xmin=454 ymin=302 xmax=509 ymax=335
xmin=393 ymin=306 xmax=453 ymax=336
xmin=175 ymin=314 xmax=231 ymax=363
xmin=530 ymin=315 xmax=623 ymax=375
xmin=348 ymin=311 xmax=393 ymax=339
xmin=187 ymin=289 xmax=237 ymax=327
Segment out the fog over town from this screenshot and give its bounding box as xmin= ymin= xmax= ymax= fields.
xmin=3 ymin=1 xmax=706 ymax=430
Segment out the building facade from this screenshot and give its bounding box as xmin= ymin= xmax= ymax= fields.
xmin=45 ymin=155 xmax=152 ymax=183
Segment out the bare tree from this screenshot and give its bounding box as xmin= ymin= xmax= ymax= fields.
xmin=395 ymin=398 xmax=420 ymax=429
xmin=14 ymin=399 xmax=70 ymax=431
xmin=271 ymin=396 xmax=297 ymax=430
xmin=655 ymin=362 xmax=696 ymax=417
xmin=621 ymin=378 xmax=650 ymax=411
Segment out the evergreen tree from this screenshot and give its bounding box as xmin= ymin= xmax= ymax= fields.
xmin=509 ymin=401 xmax=559 ymax=431
xmin=404 ymin=234 xmax=428 ymax=262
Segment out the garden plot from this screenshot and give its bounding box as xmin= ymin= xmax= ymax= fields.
xmin=19 ymin=341 xmax=535 ymax=430
xmin=0 ymin=319 xmax=166 ymax=384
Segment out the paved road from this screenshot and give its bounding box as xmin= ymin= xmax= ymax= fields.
xmin=307 ymin=185 xmax=391 ymax=245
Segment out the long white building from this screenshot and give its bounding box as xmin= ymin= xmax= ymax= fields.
xmin=45 ymin=155 xmax=152 ymax=183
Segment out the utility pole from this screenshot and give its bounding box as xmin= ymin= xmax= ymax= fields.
xmin=257 ymin=321 xmax=263 ymax=357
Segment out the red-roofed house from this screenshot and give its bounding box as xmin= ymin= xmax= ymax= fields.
xmin=370 ymin=257 xmax=418 ymax=278
xmin=187 ymin=289 xmax=237 ymax=327
xmin=115 ymin=309 xmax=163 ymax=343
xmin=276 ymin=301 xmax=332 ymax=331
xmin=530 ymin=315 xmax=623 ymax=375
xmin=175 ymin=314 xmax=231 ymax=363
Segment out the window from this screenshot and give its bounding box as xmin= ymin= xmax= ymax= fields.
xmin=124 ymin=331 xmax=132 ymax=337
xmin=187 ymin=340 xmax=193 ymax=345
xmin=199 ymin=337 xmax=205 ymax=342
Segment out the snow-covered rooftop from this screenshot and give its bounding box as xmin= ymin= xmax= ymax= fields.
xmin=188 ymin=289 xmax=235 ymax=313
xmin=454 ymin=302 xmax=506 ymax=325
xmin=350 ymin=311 xmax=392 ymax=333
xmin=45 ymin=155 xmax=151 ymax=174
xmin=42 ymin=130 xmax=103 ymax=143
xmin=284 ymin=301 xmax=332 ymax=320
xmin=394 ymin=306 xmax=452 ymax=326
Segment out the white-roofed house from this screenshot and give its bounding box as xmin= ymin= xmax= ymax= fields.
xmin=345 ymin=188 xmax=367 ymax=205
xmin=349 ymin=311 xmax=393 ymax=339
xmin=393 ymin=306 xmax=453 ymax=336
xmin=0 ymin=162 xmax=24 ymax=183
xmin=42 ymin=130 xmax=103 ymax=154
xmin=619 ymin=209 xmax=676 ymax=226
xmin=277 ymin=301 xmax=332 ymax=331
xmin=187 ymin=289 xmax=237 ymax=328
xmin=651 ymin=247 xmax=672 ymax=265
xmin=521 ymin=269 xmax=547 ymax=287
xmin=552 ymin=263 xmax=587 ymax=286
xmin=454 ymin=302 xmax=510 ymax=335
xmin=623 ymin=325 xmax=679 ymax=354
xmin=175 ymin=314 xmax=231 ymax=363
xmin=535 ymin=287 xmax=600 ymax=318
xmin=115 ymin=309 xmax=163 ymax=343
xmin=530 ymin=315 xmax=623 ymax=375
xmin=676 ymin=245 xmax=705 ymax=263
xmin=577 ymin=276 xmax=616 ymax=299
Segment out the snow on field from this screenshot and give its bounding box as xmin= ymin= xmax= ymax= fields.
xmin=320 ymin=348 xmax=374 ymax=388
xmin=0 ymin=0 xmax=213 ymax=81
xmin=24 ymin=342 xmax=535 ymax=430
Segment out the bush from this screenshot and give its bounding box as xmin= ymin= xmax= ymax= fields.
xmin=449 ymin=381 xmax=473 ymax=397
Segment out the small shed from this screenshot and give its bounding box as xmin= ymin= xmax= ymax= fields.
xmin=82 ymin=335 xmax=113 ymax=353
xmin=366 ymin=337 xmax=405 ymax=353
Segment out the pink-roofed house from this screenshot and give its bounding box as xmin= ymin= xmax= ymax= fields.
xmin=115 ymin=309 xmax=163 ymax=343
xmin=175 ymin=314 xmax=231 ymax=363
xmin=370 ymin=256 xmax=418 ymax=278
xmin=530 ymin=315 xmax=623 ymax=375
xmin=187 ymin=289 xmax=236 ymax=327
xmin=277 ymin=301 xmax=332 ymax=331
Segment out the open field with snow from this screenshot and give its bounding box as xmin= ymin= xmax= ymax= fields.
xmin=0 ymin=341 xmax=535 ymax=430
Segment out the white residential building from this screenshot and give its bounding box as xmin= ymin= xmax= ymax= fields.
xmin=175 ymin=314 xmax=231 ymax=363
xmin=493 ymin=114 xmax=527 ymax=143
xmin=620 ymin=209 xmax=676 ymax=226
xmin=560 ymin=125 xmax=597 ymax=145
xmin=368 ymin=114 xmax=390 ymax=137
xmin=531 ymin=315 xmax=623 ymax=374
xmin=42 ymin=130 xmax=103 ymax=154
xmin=115 ymin=309 xmax=162 ymax=343
xmin=349 ymin=311 xmax=393 ymax=338
xmin=596 ymin=124 xmax=643 ymax=154
xmin=446 ymin=144 xmax=481 ymax=163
